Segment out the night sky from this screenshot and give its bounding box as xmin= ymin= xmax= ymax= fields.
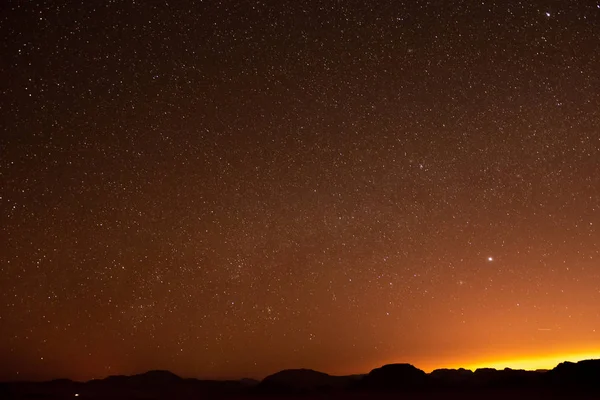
xmin=1 ymin=0 xmax=599 ymax=382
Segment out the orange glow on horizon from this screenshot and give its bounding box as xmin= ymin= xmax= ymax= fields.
xmin=361 ymin=348 xmax=600 ymax=376
xmin=403 ymin=350 xmax=600 ymax=373
xmin=458 ymin=350 xmax=600 ymax=371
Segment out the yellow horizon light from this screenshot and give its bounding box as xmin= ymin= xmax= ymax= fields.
xmin=458 ymin=351 xmax=600 ymax=371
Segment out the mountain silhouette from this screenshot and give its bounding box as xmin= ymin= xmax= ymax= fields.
xmin=2 ymin=358 xmax=600 ymax=399
xmin=359 ymin=363 xmax=428 ymax=390
xmin=257 ymin=368 xmax=361 ymax=393
xmin=546 ymin=359 xmax=600 ymax=389
xmin=239 ymin=377 xmax=260 ymax=386
xmin=90 ymin=369 xmax=182 ymax=387
xmin=430 ymin=367 xmax=474 ymax=387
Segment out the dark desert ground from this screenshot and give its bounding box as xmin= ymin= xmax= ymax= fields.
xmin=1 ymin=1 xmax=599 ymax=399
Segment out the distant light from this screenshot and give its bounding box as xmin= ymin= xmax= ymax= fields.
xmin=487 ymin=257 xmax=493 ymax=262
xmin=545 ymin=12 xmax=551 ymax=17
xmin=74 ymin=395 xmax=79 ymax=398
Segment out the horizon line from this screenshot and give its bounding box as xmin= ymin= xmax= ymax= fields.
xmin=4 ymin=351 xmax=600 ymax=383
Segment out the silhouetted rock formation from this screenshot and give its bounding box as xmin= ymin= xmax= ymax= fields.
xmin=473 ymin=367 xmax=541 ymax=388
xmin=2 ymin=359 xmax=600 ymax=399
xmin=430 ymin=368 xmax=474 ymax=387
xmin=546 ymin=359 xmax=600 ymax=390
xmin=239 ymin=377 xmax=260 ymax=386
xmin=360 ymin=363 xmax=428 ymax=391
xmin=4 ymin=371 xmax=253 ymax=399
xmin=257 ymin=369 xmax=360 ymax=393
xmin=90 ymin=369 xmax=182 ymax=387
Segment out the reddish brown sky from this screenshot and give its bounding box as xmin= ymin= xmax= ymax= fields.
xmin=1 ymin=0 xmax=599 ymax=381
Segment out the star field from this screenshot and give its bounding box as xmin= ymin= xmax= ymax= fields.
xmin=1 ymin=0 xmax=599 ymax=381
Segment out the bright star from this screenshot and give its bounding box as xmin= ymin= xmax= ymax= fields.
xmin=487 ymin=257 xmax=493 ymax=262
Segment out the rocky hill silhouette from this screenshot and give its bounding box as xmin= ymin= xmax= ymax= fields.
xmin=3 ymin=370 xmax=255 ymax=399
xmin=359 ymin=363 xmax=428 ymax=390
xmin=2 ymin=358 xmax=600 ymax=399
xmin=546 ymin=359 xmax=600 ymax=390
xmin=256 ymin=368 xmax=363 ymax=394
xmin=429 ymin=367 xmax=473 ymax=386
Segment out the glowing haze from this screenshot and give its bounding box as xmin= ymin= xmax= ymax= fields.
xmin=462 ymin=351 xmax=600 ymax=372
xmin=1 ymin=0 xmax=599 ymax=381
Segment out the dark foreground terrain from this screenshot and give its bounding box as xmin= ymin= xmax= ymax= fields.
xmin=2 ymin=359 xmax=599 ymax=399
